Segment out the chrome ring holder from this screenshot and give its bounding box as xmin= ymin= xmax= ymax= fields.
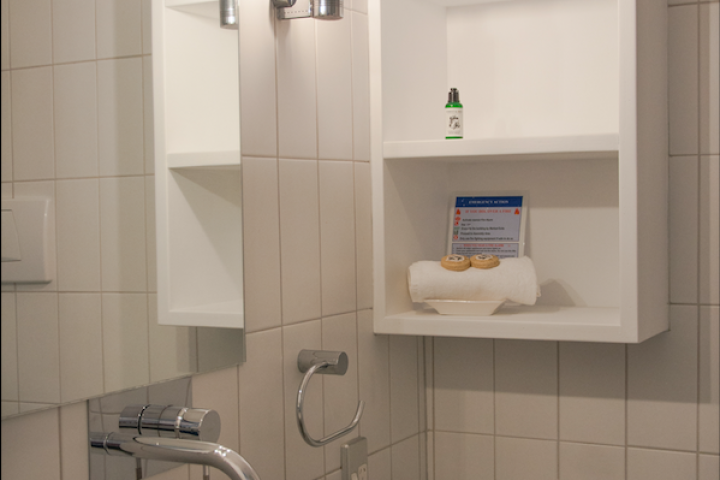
xmin=296 ymin=350 xmax=365 ymax=447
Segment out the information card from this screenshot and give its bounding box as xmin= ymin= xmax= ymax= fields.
xmin=449 ymin=195 xmax=526 ymax=258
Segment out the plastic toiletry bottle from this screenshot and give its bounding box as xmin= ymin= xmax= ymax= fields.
xmin=445 ymin=88 xmax=463 ymax=139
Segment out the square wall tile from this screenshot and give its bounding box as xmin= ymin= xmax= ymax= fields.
xmin=9 ymin=0 xmax=52 ymax=68
xmin=352 ymin=13 xmax=370 ymax=161
xmin=56 ymin=179 xmax=101 ymax=291
xmin=322 ymin=313 xmax=360 ymax=472
xmin=148 ymin=295 xmax=197 ymax=382
xmin=627 ymin=448 xmax=696 ymax=480
xmin=59 ymin=293 xmax=104 ymax=402
xmin=495 ymin=339 xmax=558 ymax=439
xmin=1 ymin=0 xmax=9 ymax=70
xmin=700 ymin=156 xmax=719 ymax=305
xmin=279 ymin=159 xmax=321 ymax=324
xmin=1 ymin=72 xmax=11 ymax=181
xmin=434 ymin=337 xmax=494 ymax=434
xmin=100 ymin=176 xmax=148 ymax=292
xmin=357 ymin=309 xmax=390 ymax=454
xmin=96 ymin=0 xmax=142 ymax=58
xmin=699 ymin=306 xmax=719 ymax=454
xmin=102 ymin=293 xmax=149 ymax=392
xmin=319 ymin=160 xmax=356 ymax=316
xmin=434 ymin=432 xmax=494 ymax=480
xmin=391 ymin=435 xmax=420 ymax=480
xmin=1 ymin=293 xmax=18 ymax=401
xmin=496 ymin=437 xmax=557 ymax=480
xmin=97 ymin=57 xmax=145 ymax=176
xmin=389 ymin=335 xmax=419 ymax=442
xmin=238 ymin=328 xmax=285 ymax=480
xmin=699 ymin=455 xmax=719 ymax=480
xmin=316 ymin=18 xmax=353 ymax=160
xmin=54 ymin=62 xmax=99 ymax=178
xmin=242 ymin=157 xmax=282 ymax=332
xmin=282 ymin=320 xmax=324 ymax=480
xmin=16 ymin=293 xmax=60 ymax=403
xmin=669 ymin=5 xmax=699 ymax=156
xmin=277 ymin=19 xmax=317 ymax=159
xmin=238 ymin=0 xmax=276 ymax=157
xmin=628 ymin=305 xmax=698 ymax=451
xmin=354 ymin=163 xmax=372 ymax=309
xmin=559 ymin=443 xmax=624 ymax=480
xmin=0 ymin=407 xmax=61 ymax=480
xmin=52 ymin=0 xmax=96 ymax=63
xmin=368 ymin=448 xmax=391 ymax=480
xmin=11 ymin=66 xmax=55 ymax=181
xmin=1 ymin=402 xmax=19 ymax=417
xmin=700 ymin=3 xmax=719 ymax=155
xmin=559 ymin=342 xmax=625 ymax=445
xmin=192 ymin=367 xmax=240 ymax=452
xmin=60 ymin=402 xmax=90 ymax=480
xmin=669 ymin=156 xmax=699 ymax=304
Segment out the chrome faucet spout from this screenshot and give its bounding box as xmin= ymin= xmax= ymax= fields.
xmin=91 ymin=432 xmax=260 ymax=480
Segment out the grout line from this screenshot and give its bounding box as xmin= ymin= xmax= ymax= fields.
xmin=556 ymin=341 xmax=560 ymax=477
xmin=624 ymin=343 xmax=629 ymax=480
xmin=695 ymin=4 xmax=702 ymax=475
xmin=493 ymin=339 xmax=497 ymax=480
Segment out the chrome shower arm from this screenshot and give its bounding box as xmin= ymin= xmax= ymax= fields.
xmin=91 ymin=433 xmax=260 ymax=480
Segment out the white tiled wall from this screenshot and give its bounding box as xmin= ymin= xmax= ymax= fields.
xmin=1 ymin=2 xmax=424 ymax=480
xmin=426 ymin=2 xmax=720 ymax=479
xmin=1 ymin=2 xmax=718 ymax=480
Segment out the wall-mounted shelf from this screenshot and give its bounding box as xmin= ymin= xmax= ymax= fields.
xmin=369 ymin=0 xmax=668 ymax=343
xmin=383 ymin=134 xmax=619 ymax=162
xmin=152 ymin=0 xmax=243 ymax=328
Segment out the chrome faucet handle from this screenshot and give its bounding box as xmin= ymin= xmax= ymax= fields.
xmin=296 ymin=350 xmax=365 ymax=447
xmin=120 ymin=404 xmax=221 ymax=443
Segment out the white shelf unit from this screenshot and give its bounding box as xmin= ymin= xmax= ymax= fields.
xmin=369 ymin=0 xmax=669 ymax=343
xmin=153 ymin=0 xmax=244 ymax=328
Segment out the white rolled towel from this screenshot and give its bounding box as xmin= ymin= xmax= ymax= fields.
xmin=407 ymin=256 xmax=539 ymax=306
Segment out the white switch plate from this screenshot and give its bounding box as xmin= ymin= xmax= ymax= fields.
xmin=1 ymin=198 xmax=54 ymax=284
xmin=342 ymin=437 xmax=368 ymax=480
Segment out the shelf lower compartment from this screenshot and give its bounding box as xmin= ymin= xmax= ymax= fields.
xmin=376 ymin=306 xmax=634 ymax=343
xmin=383 ymin=134 xmax=619 ymax=161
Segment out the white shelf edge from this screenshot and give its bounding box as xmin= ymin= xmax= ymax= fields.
xmin=375 ymin=306 xmax=637 ymax=343
xmin=165 ymin=0 xmax=216 ymax=7
xmin=167 ymin=150 xmax=240 ymax=169
xmin=165 ymin=0 xmax=218 ymax=20
xmin=168 ymin=299 xmax=244 ymax=328
xmin=383 ymin=133 xmax=620 ymax=161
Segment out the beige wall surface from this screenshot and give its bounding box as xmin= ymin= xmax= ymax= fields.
xmin=1 ymin=1 xmax=718 ymax=480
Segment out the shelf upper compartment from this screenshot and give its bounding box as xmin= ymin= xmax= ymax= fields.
xmin=383 ymin=133 xmax=619 ymax=161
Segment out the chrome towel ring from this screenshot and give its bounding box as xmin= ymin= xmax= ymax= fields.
xmin=296 ymin=350 xmax=365 ymax=447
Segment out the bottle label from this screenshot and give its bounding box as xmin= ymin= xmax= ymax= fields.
xmin=446 ymin=107 xmax=463 ymax=138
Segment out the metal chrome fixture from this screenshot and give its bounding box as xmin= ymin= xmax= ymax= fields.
xmin=119 ymin=404 xmax=221 ymax=442
xmin=272 ymin=0 xmax=343 ymax=21
xmin=220 ymin=0 xmax=239 ymax=29
xmin=90 ymin=433 xmax=260 ymax=480
xmin=296 ymin=350 xmax=364 ymax=447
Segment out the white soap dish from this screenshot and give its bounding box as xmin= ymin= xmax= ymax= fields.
xmin=425 ymin=299 xmax=505 ymax=316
